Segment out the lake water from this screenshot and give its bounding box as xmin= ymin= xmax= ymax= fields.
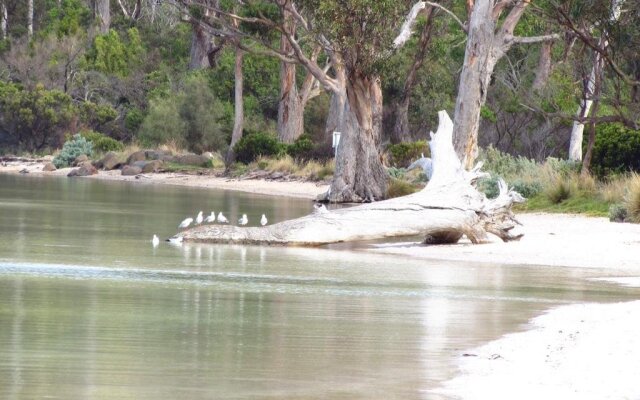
xmin=1 ymin=174 xmax=638 ymax=399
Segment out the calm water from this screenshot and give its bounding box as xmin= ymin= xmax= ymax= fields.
xmin=1 ymin=174 xmax=638 ymax=399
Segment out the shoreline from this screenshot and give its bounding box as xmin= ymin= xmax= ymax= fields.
xmin=0 ymin=159 xmax=328 ymax=200
xmin=4 ymin=159 xmax=640 ymax=399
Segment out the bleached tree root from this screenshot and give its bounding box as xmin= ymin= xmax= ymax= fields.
xmin=176 ymin=111 xmax=524 ymax=246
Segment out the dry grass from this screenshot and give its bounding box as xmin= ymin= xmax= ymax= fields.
xmin=386 ymin=178 xmax=418 ymax=198
xmin=249 ymin=156 xmax=334 ymax=181
xmin=624 ymin=173 xmax=640 ymax=223
xmin=158 ymin=139 xmax=185 ymax=155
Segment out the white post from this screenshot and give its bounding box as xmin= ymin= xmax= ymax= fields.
xmin=332 ymin=131 xmax=341 ymax=158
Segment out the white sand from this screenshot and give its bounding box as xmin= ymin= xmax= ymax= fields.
xmin=434 ymin=300 xmax=640 ymax=400
xmin=370 ymin=213 xmax=640 ymax=270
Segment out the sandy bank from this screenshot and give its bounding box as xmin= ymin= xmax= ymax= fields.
xmin=434 ymin=299 xmax=640 ymax=400
xmin=0 ymin=159 xmax=328 ymax=200
xmin=369 ymin=213 xmax=640 ymax=270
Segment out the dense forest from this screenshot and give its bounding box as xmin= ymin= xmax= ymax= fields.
xmin=1 ymin=1 xmax=640 ymax=201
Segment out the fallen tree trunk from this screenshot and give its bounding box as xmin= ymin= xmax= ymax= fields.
xmin=176 ymin=111 xmax=524 ymax=246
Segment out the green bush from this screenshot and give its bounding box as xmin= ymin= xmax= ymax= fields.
xmin=511 ymin=180 xmax=543 ymax=199
xmin=387 ymin=140 xmax=429 ymax=168
xmin=137 ymin=97 xmax=188 ymax=147
xmin=478 ymin=175 xmax=500 ymax=199
xmin=387 ymin=167 xmax=406 ymax=179
xmin=286 ymin=135 xmax=314 ymax=160
xmin=80 ymin=130 xmax=124 ymax=153
xmin=546 ymin=179 xmax=572 ymax=204
xmin=591 ymin=124 xmax=640 ymax=177
xmin=53 ymin=134 xmax=93 ymax=168
xmin=234 ymin=131 xmax=286 ymax=164
xmin=609 ymin=203 xmax=627 ymax=222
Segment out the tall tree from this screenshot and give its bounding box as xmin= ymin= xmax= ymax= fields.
xmin=1 ymin=1 xmax=7 ymax=41
xmin=399 ymin=1 xmax=560 ymax=167
xmin=276 ymin=9 xmax=321 ymax=144
xmin=95 ymin=0 xmax=110 ymax=33
xmin=187 ymin=0 xmax=222 ymax=70
xmin=27 ymin=0 xmax=33 ymax=39
xmin=179 ymin=0 xmax=417 ymax=202
xmin=568 ymin=0 xmax=624 ymax=162
xmin=392 ymin=6 xmax=435 ymax=144
xmin=227 ymin=47 xmax=244 ymax=164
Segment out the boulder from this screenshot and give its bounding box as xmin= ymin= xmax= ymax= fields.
xmin=141 ymin=160 xmax=163 ymax=173
xmin=42 ymin=162 xmax=57 ymax=172
xmin=98 ymin=151 xmax=121 ymax=170
xmin=121 ymin=165 xmax=142 ymax=176
xmin=67 ymin=162 xmax=97 ymax=177
xmin=73 ymin=154 xmax=89 ymax=166
xmin=175 ymin=154 xmax=209 ymax=166
xmin=145 ymin=149 xmax=172 ymax=160
xmin=126 ymin=150 xmax=147 ymax=165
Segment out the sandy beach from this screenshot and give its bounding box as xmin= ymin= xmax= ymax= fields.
xmin=3 ymin=158 xmax=640 ymax=399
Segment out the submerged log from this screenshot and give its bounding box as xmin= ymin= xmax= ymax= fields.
xmin=175 ymin=111 xmax=524 ymax=246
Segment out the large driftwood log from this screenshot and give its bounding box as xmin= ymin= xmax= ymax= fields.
xmin=175 ymin=111 xmax=524 ymax=246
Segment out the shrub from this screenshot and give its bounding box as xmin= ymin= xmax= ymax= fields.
xmin=387 ymin=167 xmax=406 ymax=179
xmin=386 ymin=178 xmax=418 ymax=199
xmin=546 ymin=179 xmax=572 ymax=204
xmin=137 ymin=97 xmax=187 ymax=147
xmin=286 ymin=135 xmax=314 ymax=160
xmin=609 ymin=204 xmax=628 ymax=223
xmin=511 ymin=180 xmax=543 ymax=199
xmin=387 ymin=141 xmax=429 ymax=168
xmin=591 ymin=124 xmax=640 ymax=177
xmin=478 ymin=175 xmax=500 ymax=199
xmin=80 ymin=130 xmax=124 ymax=153
xmin=234 ymin=131 xmax=285 ymax=164
xmin=53 ymin=134 xmax=93 ymax=168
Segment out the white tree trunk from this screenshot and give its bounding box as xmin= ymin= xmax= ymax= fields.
xmin=1 ymin=3 xmax=7 ymax=41
xmin=176 ymin=111 xmax=525 ymax=246
xmin=226 ymin=47 xmax=244 ymax=164
xmin=568 ymin=0 xmax=623 ymax=161
xmin=27 ymin=0 xmax=33 ymax=40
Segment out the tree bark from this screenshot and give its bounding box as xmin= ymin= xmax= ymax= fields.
xmin=27 ymin=0 xmax=33 ymax=40
xmin=452 ymin=0 xmax=498 ymax=169
xmin=95 ymin=0 xmax=110 ymax=34
xmin=581 ymin=64 xmax=603 ymax=175
xmin=532 ymin=41 xmax=553 ymax=92
xmin=392 ymin=7 xmax=435 ymax=144
xmin=319 ymin=74 xmax=388 ymax=203
xmin=568 ymin=0 xmax=623 ymax=161
xmin=176 ymin=111 xmax=524 ymax=246
xmin=188 ymin=1 xmax=221 ymax=70
xmin=226 ymin=47 xmax=244 ymax=165
xmin=1 ymin=2 xmax=7 ymax=41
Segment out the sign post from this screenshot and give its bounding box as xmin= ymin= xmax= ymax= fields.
xmin=332 ymin=131 xmax=341 ymax=158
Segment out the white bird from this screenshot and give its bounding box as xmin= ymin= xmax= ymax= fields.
xmin=217 ymin=212 xmax=228 ymax=224
xmin=260 ymin=214 xmax=268 ymax=226
xmin=195 ymin=211 xmax=204 ymax=225
xmin=168 ymin=235 xmax=183 ymax=245
xmin=178 ymin=217 xmax=193 ymax=228
xmin=238 ymin=214 xmax=248 ymax=225
xmin=204 ymin=211 xmax=216 ymax=223
xmin=151 ymin=234 xmax=160 ymax=247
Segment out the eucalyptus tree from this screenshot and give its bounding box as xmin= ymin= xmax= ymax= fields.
xmin=95 ymin=0 xmax=110 ymax=33
xmin=398 ymin=0 xmax=560 ymax=168
xmin=174 ymin=0 xmax=417 ymax=203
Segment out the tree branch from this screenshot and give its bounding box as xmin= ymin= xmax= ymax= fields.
xmin=507 ymin=33 xmax=561 ymax=44
xmin=500 ymin=0 xmax=530 ymax=35
xmin=394 ymin=1 xmax=467 ymax=48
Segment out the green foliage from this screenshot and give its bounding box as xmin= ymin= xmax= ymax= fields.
xmin=591 ymin=124 xmax=640 ymax=177
xmin=137 ymin=97 xmax=187 ymax=147
xmin=386 ymin=167 xmax=406 ymax=179
xmin=510 ymin=180 xmax=543 ymax=199
xmin=79 ymin=101 xmax=118 ymax=130
xmin=387 ymin=140 xmax=429 ymax=168
xmin=609 ymin=203 xmax=628 ymax=222
xmin=0 ymin=82 xmax=75 ymax=151
xmin=233 ymin=131 xmax=286 ymax=164
xmin=125 ymin=108 xmax=144 ymax=132
xmin=480 ymin=105 xmax=497 ymax=123
xmin=386 ymin=178 xmax=418 ymax=199
xmin=53 ymin=134 xmax=93 ymax=168
xmin=137 ymin=74 xmax=227 ymax=153
xmin=286 ymin=135 xmax=314 ymax=160
xmin=44 ymin=0 xmax=91 ymax=38
xmin=85 ymin=28 xmax=145 ymax=76
xmin=79 ymin=130 xmax=123 ymax=153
